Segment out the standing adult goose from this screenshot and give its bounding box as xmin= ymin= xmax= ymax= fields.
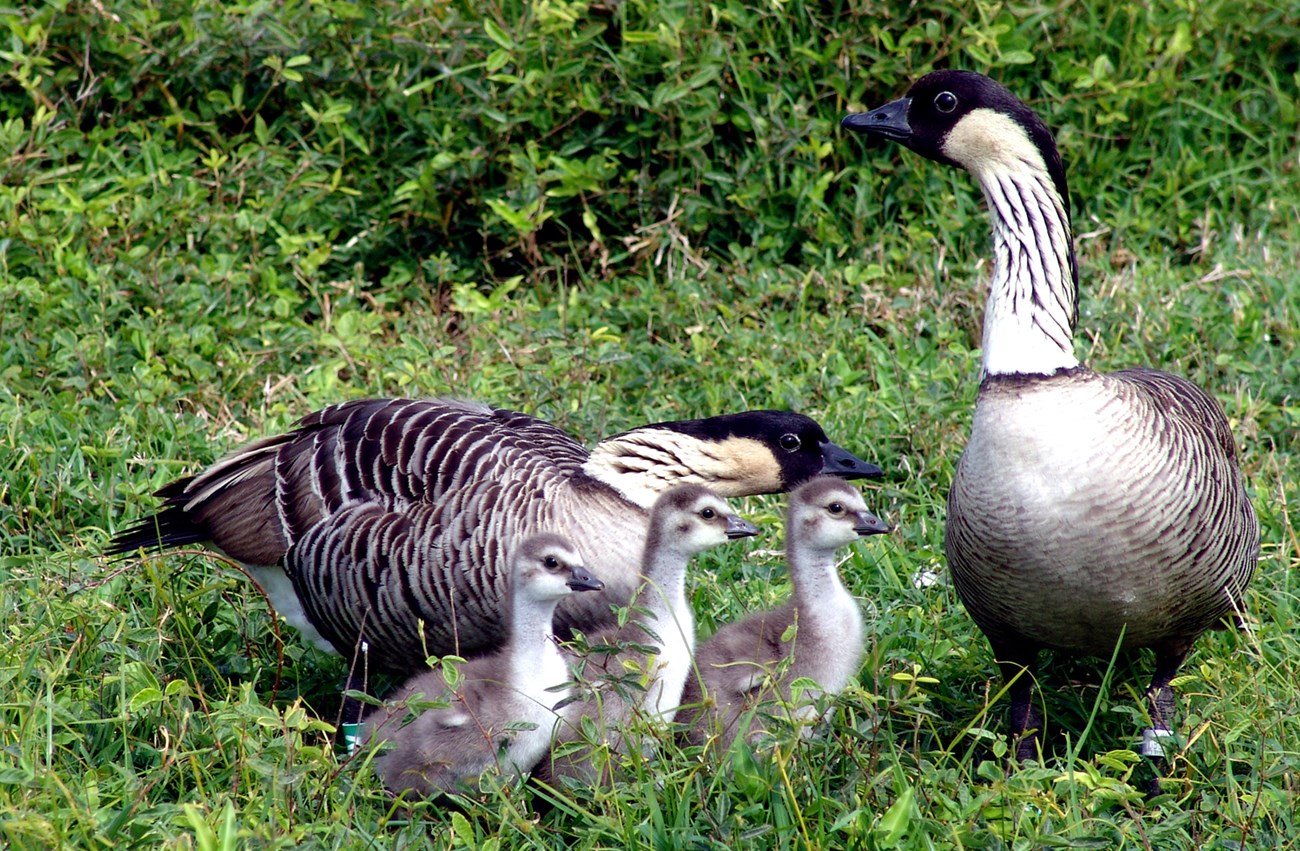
xmin=842 ymin=71 xmax=1258 ymax=765
xmin=109 ymin=397 xmax=879 ymax=673
xmin=364 ymin=533 xmax=604 ymax=797
xmin=534 ymin=484 xmax=757 ymax=786
xmin=679 ymin=476 xmax=891 ymax=752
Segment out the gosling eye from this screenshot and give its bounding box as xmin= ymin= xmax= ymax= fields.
xmin=935 ymin=91 xmax=957 ymax=113
xmin=700 ymin=507 xmax=717 ymax=520
xmin=544 ymin=555 xmax=560 ymax=569
xmin=779 ymin=433 xmax=801 ymax=452
xmin=827 ymin=502 xmax=845 ymax=516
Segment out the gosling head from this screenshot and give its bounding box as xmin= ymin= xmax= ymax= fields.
xmin=788 ymin=476 xmax=891 ymax=553
xmin=645 ymin=483 xmax=758 ymax=570
xmin=512 ymin=533 xmax=605 ymax=602
xmin=840 ymin=69 xmax=1069 ymax=208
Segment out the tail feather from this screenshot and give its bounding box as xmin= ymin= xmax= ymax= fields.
xmin=106 ymin=488 xmax=208 ymax=556
xmin=107 ymin=433 xmax=295 ymax=564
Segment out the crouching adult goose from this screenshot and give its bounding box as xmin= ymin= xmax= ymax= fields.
xmin=364 ymin=534 xmax=603 ymax=797
xmin=842 ymin=71 xmax=1259 ymax=769
xmin=679 ymin=477 xmax=890 ymax=752
xmin=534 ymin=484 xmax=758 ymax=786
xmin=109 ymin=397 xmax=879 ymax=673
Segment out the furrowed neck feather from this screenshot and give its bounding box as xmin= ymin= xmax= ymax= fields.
xmin=583 ymin=431 xmax=782 ymax=508
xmin=949 ymin=110 xmax=1080 ymax=378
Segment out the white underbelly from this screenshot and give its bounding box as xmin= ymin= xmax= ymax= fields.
xmin=243 ymin=563 xmax=339 ymax=653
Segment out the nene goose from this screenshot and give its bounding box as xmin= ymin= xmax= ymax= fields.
xmin=679 ymin=476 xmax=890 ymax=751
xmin=843 ymin=70 xmax=1258 ymax=768
xmin=534 ymin=484 xmax=757 ymax=786
xmin=364 ymin=534 xmax=603 ymax=797
xmin=109 ymin=398 xmax=879 ymax=673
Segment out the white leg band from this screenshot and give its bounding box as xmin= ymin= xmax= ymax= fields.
xmin=1139 ymin=727 xmax=1173 ymax=758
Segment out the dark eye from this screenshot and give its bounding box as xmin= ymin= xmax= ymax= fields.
xmin=828 ymin=502 xmax=845 ymax=515
xmin=935 ymin=91 xmax=957 ymax=113
xmin=544 ymin=556 xmax=560 ymax=569
xmin=700 ymin=507 xmax=717 ymax=520
xmin=779 ymin=433 xmax=801 ymax=452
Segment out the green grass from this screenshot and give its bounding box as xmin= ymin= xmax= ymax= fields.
xmin=3 ymin=0 xmax=1298 ymax=847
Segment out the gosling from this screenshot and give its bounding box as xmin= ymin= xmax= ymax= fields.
xmin=534 ymin=484 xmax=757 ymax=785
xmin=364 ymin=534 xmax=602 ymax=798
xmin=680 ymin=477 xmax=890 ymax=751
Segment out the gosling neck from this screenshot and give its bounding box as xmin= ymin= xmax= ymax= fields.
xmin=506 ymin=595 xmax=563 ymax=681
xmin=634 ymin=539 xmax=691 ymax=626
xmin=789 ymin=540 xmax=853 ymax=614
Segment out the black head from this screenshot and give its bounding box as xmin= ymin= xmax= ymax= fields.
xmin=841 ymin=70 xmax=1070 ymax=214
xmin=645 ymin=410 xmax=884 ymax=487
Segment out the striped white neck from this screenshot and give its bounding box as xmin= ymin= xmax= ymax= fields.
xmin=950 ymin=109 xmax=1080 ymax=378
xmin=977 ymin=165 xmax=1079 ymax=377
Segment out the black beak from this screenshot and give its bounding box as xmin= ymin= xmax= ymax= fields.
xmin=725 ymin=515 xmax=760 ymax=540
xmin=852 ymin=509 xmax=892 ymax=537
xmin=819 ymin=441 xmax=884 ymax=481
xmin=841 ymin=96 xmax=913 ymax=143
xmin=566 ymin=565 xmax=605 ymax=592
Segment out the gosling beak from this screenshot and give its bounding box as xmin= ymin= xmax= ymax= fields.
xmin=841 ymin=96 xmax=913 ymax=143
xmin=819 ymin=441 xmax=884 ymax=481
xmin=853 ymin=510 xmax=892 ymax=537
xmin=566 ymin=564 xmax=605 ymax=592
xmin=725 ymin=515 xmax=760 ymax=540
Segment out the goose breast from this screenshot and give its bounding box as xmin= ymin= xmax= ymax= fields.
xmin=947 ymin=370 xmax=1258 ymax=655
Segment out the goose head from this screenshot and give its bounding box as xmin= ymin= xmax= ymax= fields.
xmin=842 ymin=70 xmax=1080 ymax=378
xmin=789 ymin=476 xmax=891 ymax=553
xmin=840 ymin=70 xmax=1070 ymax=208
xmin=585 ymin=411 xmax=882 ymax=509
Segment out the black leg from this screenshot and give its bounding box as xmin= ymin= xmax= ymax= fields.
xmin=991 ymin=640 xmax=1041 ymax=763
xmin=1140 ymin=646 xmax=1188 ymax=795
xmin=338 ymin=640 xmax=372 ymax=753
xmin=340 ymin=669 xmax=369 ymax=725
xmin=1145 ymin=648 xmax=1186 ymax=732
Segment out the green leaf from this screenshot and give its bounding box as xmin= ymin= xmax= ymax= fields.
xmin=875 ymin=786 xmax=914 ymax=844
xmin=217 ymin=801 xmax=238 ymax=851
xmin=0 ymin=765 xmax=34 ymax=785
xmin=483 ymin=19 xmax=513 ymax=50
xmin=128 ymin=687 xmax=165 ymax=712
xmin=182 ymin=805 xmax=218 ymax=851
xmin=730 ymin=742 xmax=768 ymax=802
xmin=450 ymin=811 xmax=476 ymax=847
